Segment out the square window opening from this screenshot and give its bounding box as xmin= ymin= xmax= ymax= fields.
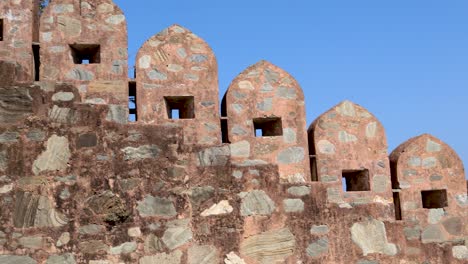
xmin=70 ymin=44 xmax=100 ymax=64
xmin=342 ymin=169 xmax=370 ymax=192
xmin=253 ymin=117 xmax=283 ymax=137
xmin=0 ymin=19 xmax=3 ymax=41
xmin=421 ymin=190 xmax=448 ymax=209
xmin=164 ymin=96 xmax=195 ymax=119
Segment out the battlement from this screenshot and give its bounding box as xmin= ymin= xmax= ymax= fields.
xmin=0 ymin=1 xmax=466 ymax=263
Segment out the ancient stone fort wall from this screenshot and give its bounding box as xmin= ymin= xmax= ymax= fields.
xmin=0 ymin=1 xmax=466 ymax=263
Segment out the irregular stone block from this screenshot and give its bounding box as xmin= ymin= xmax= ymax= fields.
xmin=224 ymin=252 xmax=246 ymax=264
xmin=19 ymin=236 xmax=45 ymax=249
xmin=78 ymin=240 xmax=109 ymax=254
xmin=26 ymin=130 xmax=46 ymax=141
xmin=277 ymin=147 xmax=305 ymax=164
xmin=137 ymin=195 xmax=177 ymax=217
xmin=230 ymin=141 xmax=250 ymax=158
xmin=0 ymin=256 xmax=37 ymax=264
xmin=48 ymin=105 xmax=75 ymax=124
xmin=110 ymin=241 xmax=137 ymax=255
xmin=240 ymin=228 xmax=295 ymax=263
xmin=139 ymin=250 xmax=182 ymax=264
xmin=162 ymin=224 xmax=193 ymax=250
xmin=0 ymin=131 xmax=19 ymax=143
xmin=188 ymin=186 xmax=215 ymax=206
xmin=310 ymin=225 xmax=329 ymax=235
xmin=144 ymin=234 xmax=164 ymax=254
xmin=197 ymin=146 xmax=230 ymax=166
xmin=317 ymin=140 xmax=335 ymax=154
xmin=452 ymin=245 xmax=468 ymax=260
xmin=283 ymin=199 xmax=304 ymax=213
xmin=287 ymin=186 xmax=310 ymax=197
xmin=32 ymin=135 xmax=71 ymax=175
xmin=106 ymin=105 xmax=128 ymax=124
xmin=13 ymin=191 xmax=68 ymax=228
xmin=122 ymin=145 xmax=160 ymax=160
xmin=201 ymin=200 xmax=233 ymax=217
xmin=188 ymin=245 xmax=218 ymax=264
xmin=306 ymin=237 xmax=329 ymax=257
xmin=52 ymin=92 xmax=74 ymax=102
xmin=239 ymin=190 xmax=276 ymax=216
xmin=77 ymin=133 xmax=98 ymax=148
xmin=79 ymin=224 xmax=106 ymax=235
xmin=0 ymin=87 xmax=33 ymax=124
xmin=442 ymin=217 xmax=462 ymax=235
xmin=351 ymin=218 xmax=397 ymax=256
xmin=0 ymin=149 xmax=7 ymax=171
xmin=428 ymin=208 xmax=445 ymax=224
xmin=86 ymin=191 xmax=130 ymax=224
xmin=45 ymin=254 xmax=76 ymax=264
xmin=421 ymin=225 xmax=448 ymax=244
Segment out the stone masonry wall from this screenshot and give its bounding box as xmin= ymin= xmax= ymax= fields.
xmin=309 ymin=101 xmax=394 ymax=220
xmin=0 ymin=0 xmax=39 ymax=82
xmin=0 ymin=1 xmax=467 ymax=264
xmin=39 ymin=0 xmax=128 ymax=105
xmin=223 ymin=61 xmax=311 ymax=184
xmin=135 ymin=25 xmax=220 ymax=145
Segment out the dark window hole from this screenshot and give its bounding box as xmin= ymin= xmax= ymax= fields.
xmin=342 ymin=169 xmax=370 ymax=192
xmin=70 ymin=44 xmax=100 ymax=64
xmin=253 ymin=117 xmax=283 ymax=137
xmin=164 ymin=96 xmax=195 ymax=119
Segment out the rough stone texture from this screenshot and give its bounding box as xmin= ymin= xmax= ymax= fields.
xmin=0 ymin=2 xmax=466 ymax=264
xmin=40 ymin=0 xmax=128 ymax=105
xmin=452 ymin=246 xmax=468 ymax=260
xmin=13 ymin=191 xmax=68 ymax=228
xmin=201 ymin=200 xmax=233 ymax=217
xmin=306 ymin=237 xmax=329 ymax=257
xmin=162 ymin=220 xmax=193 ymax=250
xmin=224 ymin=252 xmax=246 ymax=264
xmin=136 ymin=25 xmax=220 ymax=145
xmin=45 ymin=254 xmax=76 ymax=264
xmin=283 ymin=198 xmax=305 ymax=213
xmin=140 ymin=251 xmax=182 ymax=264
xmin=137 ymin=195 xmax=177 ymax=217
xmin=0 ymin=87 xmax=34 ymax=123
xmin=390 ymin=134 xmax=467 ymax=243
xmin=351 ymin=218 xmax=397 ymax=256
xmin=0 ymin=0 xmax=38 ymax=82
xmin=240 ymin=228 xmax=295 ymax=263
xmin=310 ymin=101 xmax=393 ymax=215
xmin=224 ymin=61 xmax=310 ymax=183
xmin=239 ymin=190 xmax=276 ymax=216
xmin=0 ymin=256 xmax=37 ymax=264
xmin=32 ymin=135 xmax=71 ymax=175
xmin=188 ymin=245 xmax=218 ymax=264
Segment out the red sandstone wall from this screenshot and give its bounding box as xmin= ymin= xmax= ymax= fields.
xmin=135 ymin=25 xmax=221 ymax=145
xmin=223 ymin=61 xmax=311 ymax=184
xmin=0 ymin=0 xmax=38 ymax=82
xmin=39 ymin=0 xmax=128 ymax=105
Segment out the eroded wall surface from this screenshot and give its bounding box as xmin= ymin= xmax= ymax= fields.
xmin=223 ymin=61 xmax=311 ymax=184
xmin=0 ymin=1 xmax=466 ymax=263
xmin=135 ymin=25 xmax=220 ymax=145
xmin=39 ymin=0 xmax=128 ymax=105
xmin=0 ymin=0 xmax=39 ymax=82
xmin=309 ymin=101 xmax=394 ymax=220
xmin=390 ymin=134 xmax=467 ymax=245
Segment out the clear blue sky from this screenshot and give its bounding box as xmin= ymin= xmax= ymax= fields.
xmin=115 ymin=0 xmax=468 ymax=177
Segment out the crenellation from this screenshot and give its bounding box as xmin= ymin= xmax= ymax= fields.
xmin=39 ymin=0 xmax=128 ymax=106
xmin=0 ymin=1 xmax=466 ymax=263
